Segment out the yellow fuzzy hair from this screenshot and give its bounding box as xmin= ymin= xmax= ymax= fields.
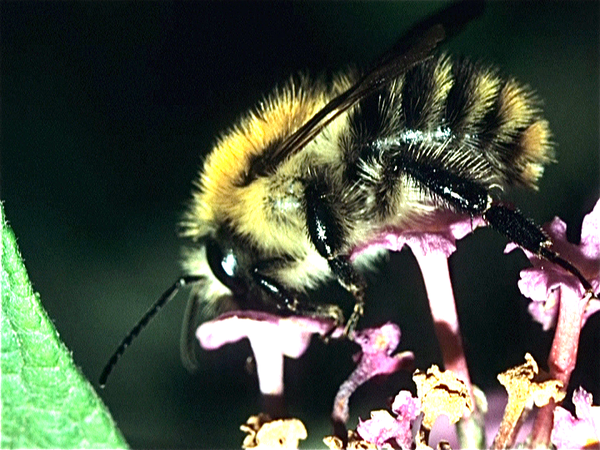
xmin=180 ymin=76 xmax=345 ymax=253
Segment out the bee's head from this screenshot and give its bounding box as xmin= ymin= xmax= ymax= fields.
xmin=187 ymin=225 xmax=280 ymax=315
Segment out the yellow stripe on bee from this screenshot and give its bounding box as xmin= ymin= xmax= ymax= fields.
xmin=184 ymin=79 xmax=330 ymax=247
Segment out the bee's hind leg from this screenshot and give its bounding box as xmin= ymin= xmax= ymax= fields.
xmin=402 ymin=159 xmax=596 ymax=297
xmin=483 ymin=201 xmax=596 ymax=295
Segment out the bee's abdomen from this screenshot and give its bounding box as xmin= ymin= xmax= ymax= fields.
xmin=343 ymin=54 xmax=553 ymax=207
xmin=442 ymin=56 xmax=552 ymax=186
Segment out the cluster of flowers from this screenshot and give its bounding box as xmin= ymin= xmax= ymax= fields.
xmin=197 ymin=199 xmax=600 ymax=449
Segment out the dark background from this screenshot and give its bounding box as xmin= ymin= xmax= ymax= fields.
xmin=2 ymin=2 xmax=598 ymax=448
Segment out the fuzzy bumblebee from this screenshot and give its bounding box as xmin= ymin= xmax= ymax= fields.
xmin=100 ymin=1 xmax=594 ymax=386
xmin=178 ymin=52 xmax=553 ymax=324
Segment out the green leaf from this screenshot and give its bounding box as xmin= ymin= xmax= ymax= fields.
xmin=1 ymin=204 xmax=128 ymax=449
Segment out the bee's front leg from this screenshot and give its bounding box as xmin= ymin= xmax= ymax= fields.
xmin=305 ymin=181 xmax=367 ymax=336
xmin=251 ymin=269 xmax=345 ymax=326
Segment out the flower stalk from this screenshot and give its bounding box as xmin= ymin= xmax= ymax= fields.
xmin=530 ymin=289 xmax=591 ymax=447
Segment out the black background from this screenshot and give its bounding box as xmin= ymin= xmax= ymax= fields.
xmin=2 ymin=2 xmax=599 ymax=448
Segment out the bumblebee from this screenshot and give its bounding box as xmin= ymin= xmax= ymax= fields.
xmin=100 ymin=1 xmax=594 ymax=386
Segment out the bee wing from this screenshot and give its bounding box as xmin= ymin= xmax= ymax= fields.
xmin=257 ymin=1 xmax=484 ymax=177
xmin=376 ymin=0 xmax=484 ymax=66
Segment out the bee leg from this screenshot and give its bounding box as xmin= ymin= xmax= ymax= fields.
xmin=483 ymin=202 xmax=595 ymax=294
xmin=404 ymin=160 xmax=595 ymax=295
xmin=252 ymin=269 xmax=345 ymax=324
xmin=305 ymin=182 xmax=367 ymax=336
xmin=329 ymin=257 xmax=366 ymax=336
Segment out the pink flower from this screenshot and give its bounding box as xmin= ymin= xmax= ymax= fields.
xmin=392 ymin=390 xmax=422 ymax=421
xmin=506 ymin=199 xmax=600 ymax=330
xmin=197 ymin=310 xmax=342 ymax=396
xmin=356 ymin=390 xmax=421 ymax=449
xmin=357 ymin=410 xmax=410 ymax=448
xmin=332 ymin=323 xmax=414 ymax=426
xmin=351 ymin=210 xmax=483 ymax=441
xmin=351 ymin=211 xmax=486 ymax=261
xmin=551 ymin=387 xmax=600 ymax=449
xmin=519 ymin=199 xmax=600 ymax=447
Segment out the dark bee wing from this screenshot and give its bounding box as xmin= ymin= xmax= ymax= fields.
xmin=268 ymin=26 xmax=444 ymax=170
xmin=252 ymin=0 xmax=484 ymax=179
xmin=376 ymin=0 xmax=484 ymax=65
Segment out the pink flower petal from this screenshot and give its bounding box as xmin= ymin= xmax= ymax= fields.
xmin=357 ymin=391 xmax=421 ymax=449
xmin=351 ymin=211 xmax=486 ymax=260
xmin=391 ymin=390 xmax=421 ymax=421
xmin=332 ymin=323 xmax=414 ymax=426
xmin=506 ymin=199 xmax=600 ymax=328
xmin=551 ymin=387 xmax=600 ymax=449
xmin=357 ymin=410 xmax=412 ymax=448
xmin=580 ymin=200 xmax=600 ymax=262
xmin=196 ymin=310 xmax=342 ymax=396
xmin=197 ymin=310 xmax=341 ymax=356
xmin=573 ymin=387 xmax=600 ymax=440
xmin=353 ymin=323 xmax=414 ymax=377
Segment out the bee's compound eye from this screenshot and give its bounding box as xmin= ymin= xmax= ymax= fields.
xmin=205 ymin=238 xmax=246 ymax=295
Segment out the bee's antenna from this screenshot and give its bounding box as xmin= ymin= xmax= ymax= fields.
xmin=99 ymin=275 xmax=203 ymax=387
